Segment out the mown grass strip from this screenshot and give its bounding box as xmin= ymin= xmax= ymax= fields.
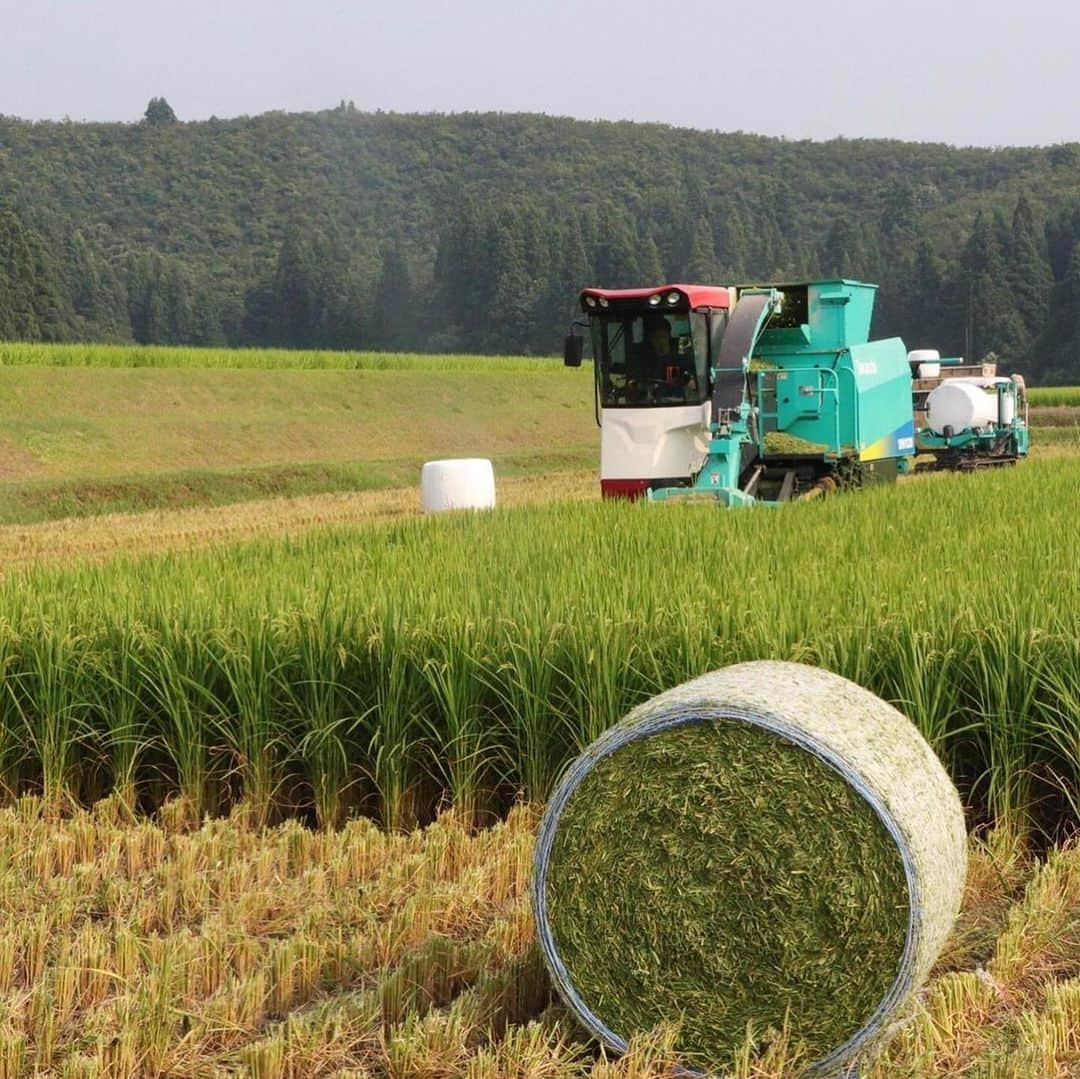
xmin=0 ymin=469 xmax=597 ymax=574
xmin=0 ymin=448 xmax=595 ymax=526
xmin=1030 ymin=425 xmax=1080 ymax=448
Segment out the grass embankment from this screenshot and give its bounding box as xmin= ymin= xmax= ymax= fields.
xmin=0 ymin=457 xmax=1073 ymax=833
xmin=1027 ymin=385 xmax=1079 ymax=433
xmin=0 ymin=450 xmax=595 ymax=527
xmin=0 ymin=800 xmax=1073 ymax=1077
xmin=0 ymin=363 xmax=594 ymax=524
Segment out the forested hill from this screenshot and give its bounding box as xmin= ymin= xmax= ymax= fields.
xmin=3 ymin=103 xmax=1080 ymax=381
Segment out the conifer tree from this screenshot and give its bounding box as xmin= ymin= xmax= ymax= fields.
xmin=270 ymin=227 xmax=318 ymax=347
xmin=165 ymin=262 xmax=196 ymax=343
xmin=684 ymin=217 xmax=719 ymax=282
xmin=144 ymin=97 xmax=178 ymax=124
xmin=537 ymin=213 xmax=592 ymax=346
xmin=0 ymin=210 xmax=62 ymax=340
xmin=594 ymin=208 xmax=639 ymax=288
xmin=433 ymin=202 xmax=487 ymax=347
xmin=961 ymin=212 xmax=1022 ymax=361
xmin=370 ymin=244 xmax=413 ymax=351
xmin=638 ymin=232 xmax=665 ymax=284
xmin=820 ymin=216 xmax=863 ymax=278
xmin=714 ymin=205 xmax=749 ymax=280
xmin=1034 ymin=240 xmax=1080 ymax=382
xmin=1004 ymin=195 xmax=1053 ymax=350
xmin=909 ymin=238 xmax=949 ymax=348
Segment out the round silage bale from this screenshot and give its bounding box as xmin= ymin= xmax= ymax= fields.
xmin=532 ymin=661 xmax=967 ymax=1077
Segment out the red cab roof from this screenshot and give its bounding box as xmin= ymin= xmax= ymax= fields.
xmin=580 ymin=284 xmax=732 ymax=309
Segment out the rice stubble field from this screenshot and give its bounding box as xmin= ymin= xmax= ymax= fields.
xmin=1 ymin=798 xmax=1078 ymax=1077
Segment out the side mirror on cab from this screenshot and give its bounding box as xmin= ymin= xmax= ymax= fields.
xmin=563 ymin=334 xmax=584 ymax=368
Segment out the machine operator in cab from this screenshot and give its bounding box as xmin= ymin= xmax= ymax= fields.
xmin=629 ymin=314 xmax=698 ymax=401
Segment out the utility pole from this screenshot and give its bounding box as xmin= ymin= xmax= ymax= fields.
xmin=964 ymin=281 xmax=974 ymax=359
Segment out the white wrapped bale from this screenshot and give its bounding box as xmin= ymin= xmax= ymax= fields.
xmin=420 ymin=458 xmax=496 ymax=514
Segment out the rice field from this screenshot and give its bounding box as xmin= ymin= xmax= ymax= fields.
xmin=0 ymin=797 xmax=1075 ymax=1077
xmin=1028 ymin=386 xmax=1080 ymax=407
xmin=0 ymin=455 xmax=1073 ymax=836
xmin=0 ymin=340 xmax=1069 ymax=410
xmin=0 ymin=341 xmax=1068 ymax=399
xmin=0 ymin=342 xmax=564 ymax=373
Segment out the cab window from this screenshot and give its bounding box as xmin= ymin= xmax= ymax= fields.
xmin=591 ymin=313 xmax=707 ymax=408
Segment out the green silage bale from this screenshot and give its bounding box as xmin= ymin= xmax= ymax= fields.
xmin=532 ymin=661 xmax=967 ymax=1076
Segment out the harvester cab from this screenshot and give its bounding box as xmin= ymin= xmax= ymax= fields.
xmin=567 ymin=284 xmax=734 ymax=499
xmin=571 ymin=279 xmax=918 ymax=505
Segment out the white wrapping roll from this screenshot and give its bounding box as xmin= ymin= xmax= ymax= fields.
xmin=420 ymin=458 xmax=496 ymax=514
xmin=927 ymin=379 xmax=998 ymax=434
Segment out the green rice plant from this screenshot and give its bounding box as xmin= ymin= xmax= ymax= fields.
xmin=550 ymin=616 xmax=651 ymax=752
xmin=418 ymin=621 xmax=502 ymax=824
xmin=278 ymin=606 xmax=367 ymax=830
xmin=480 ymin=620 xmax=570 ymax=803
xmin=364 ymin=614 xmax=429 ymax=831
xmin=85 ymin=624 xmax=157 ymax=812
xmin=1028 ymin=386 xmax=1080 ymax=407
xmin=1031 ymin=635 xmax=1080 ymax=820
xmin=0 ymin=622 xmax=29 ymax=801
xmin=129 ymin=629 xmax=218 ymax=820
xmin=207 ymin=621 xmax=290 ymax=827
xmin=878 ymin=628 xmax=966 ymax=760
xmin=963 ymin=625 xmax=1050 ymax=836
xmin=7 ymin=625 xmax=95 ymax=811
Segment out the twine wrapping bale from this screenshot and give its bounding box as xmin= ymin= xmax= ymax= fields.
xmin=532 ymin=661 xmax=967 ymax=1076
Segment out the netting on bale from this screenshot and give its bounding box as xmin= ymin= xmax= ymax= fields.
xmin=532 ymin=661 xmax=968 ymax=1077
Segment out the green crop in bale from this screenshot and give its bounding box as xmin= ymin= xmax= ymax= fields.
xmin=544 ymin=721 xmax=908 ymax=1072
xmin=534 ymin=663 xmax=968 ymax=1077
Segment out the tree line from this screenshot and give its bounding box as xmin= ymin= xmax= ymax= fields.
xmin=1 ymin=106 xmax=1079 ymax=381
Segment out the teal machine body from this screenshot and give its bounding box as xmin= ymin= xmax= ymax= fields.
xmin=651 ymin=279 xmax=915 ymax=505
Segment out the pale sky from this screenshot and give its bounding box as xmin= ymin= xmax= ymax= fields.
xmin=3 ymin=0 xmax=1078 ymax=147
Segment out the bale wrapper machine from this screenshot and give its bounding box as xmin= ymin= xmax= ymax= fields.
xmin=914 ymin=362 xmax=1029 ymax=470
